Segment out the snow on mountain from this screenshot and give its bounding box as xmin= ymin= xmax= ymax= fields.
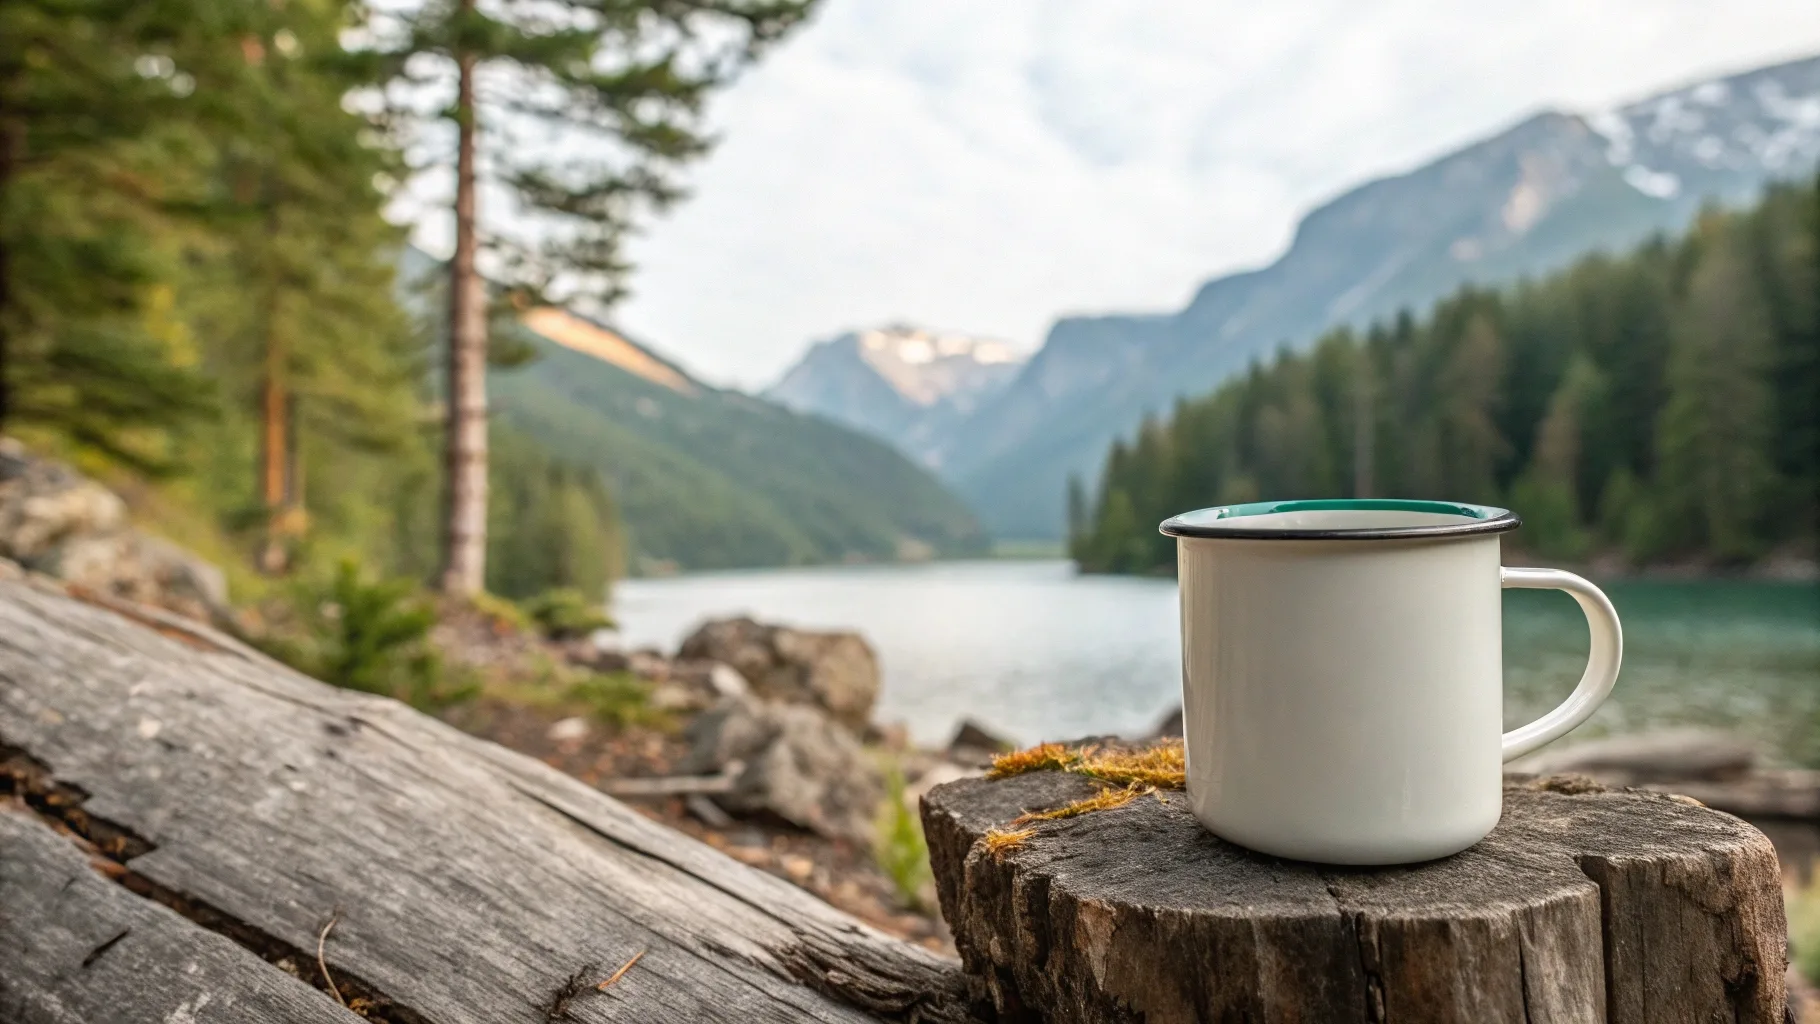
xmin=767 ymin=325 xmax=1024 ymax=467
xmin=1589 ymin=57 xmax=1820 ymax=202
xmin=934 ymin=53 xmax=1820 ymax=539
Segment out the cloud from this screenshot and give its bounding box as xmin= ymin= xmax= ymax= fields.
xmin=423 ymin=1 xmax=1820 ymax=388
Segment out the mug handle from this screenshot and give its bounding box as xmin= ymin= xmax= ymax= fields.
xmin=1499 ymin=567 xmax=1624 ymax=762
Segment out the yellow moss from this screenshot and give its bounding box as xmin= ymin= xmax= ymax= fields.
xmin=986 ymin=742 xmax=1081 ymax=779
xmin=988 ymin=738 xmax=1188 ymax=789
xmin=982 ymin=827 xmax=1037 ymax=858
xmin=1070 ymin=739 xmax=1186 ymax=790
xmin=1011 ymin=784 xmax=1149 ymax=826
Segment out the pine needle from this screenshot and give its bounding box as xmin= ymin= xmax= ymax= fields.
xmin=1070 ymin=739 xmax=1185 ymax=789
xmin=986 ymin=742 xmax=1081 ymax=779
xmin=982 ymin=827 xmax=1036 ymax=858
xmin=597 ymin=949 xmax=646 ymax=991
xmin=1011 ymin=784 xmax=1150 ymax=826
xmin=316 ymin=912 xmax=347 ymax=1008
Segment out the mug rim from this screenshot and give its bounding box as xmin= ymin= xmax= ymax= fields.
xmin=1159 ymin=498 xmax=1521 ymax=541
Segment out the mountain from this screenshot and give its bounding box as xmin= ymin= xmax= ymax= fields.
xmin=489 ymin=308 xmax=989 ymax=572
xmin=936 ymin=53 xmax=1820 ymax=539
xmin=766 ymin=325 xmax=1023 ymax=468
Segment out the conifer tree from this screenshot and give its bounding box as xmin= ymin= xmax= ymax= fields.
xmin=363 ymin=0 xmax=818 ymax=596
xmin=0 ymin=0 xmax=229 ymax=463
xmin=1655 ymin=230 xmax=1777 ymax=561
xmin=192 ymin=0 xmax=415 ymax=573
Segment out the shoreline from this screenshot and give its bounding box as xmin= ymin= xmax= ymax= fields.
xmin=622 ymin=554 xmax=1820 ymax=585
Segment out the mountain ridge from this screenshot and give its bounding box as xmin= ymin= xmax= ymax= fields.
xmin=766 ymin=325 xmax=1023 ymax=468
xmin=493 ymin=317 xmax=990 ymax=571
xmin=397 ymin=248 xmax=989 ymax=571
xmin=929 ymin=52 xmax=1820 ymax=538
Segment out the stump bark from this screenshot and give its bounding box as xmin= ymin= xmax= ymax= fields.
xmin=923 ymin=769 xmax=1789 ymax=1024
xmin=0 ymin=577 xmax=969 ymax=1023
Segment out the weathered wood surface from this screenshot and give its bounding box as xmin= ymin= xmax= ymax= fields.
xmin=0 ymin=578 xmax=971 ymax=1024
xmin=0 ymin=809 xmax=353 ymax=1022
xmin=924 ymin=769 xmax=1790 ymax=1024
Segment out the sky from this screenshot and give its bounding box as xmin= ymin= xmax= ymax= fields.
xmin=406 ymin=1 xmax=1820 ymax=390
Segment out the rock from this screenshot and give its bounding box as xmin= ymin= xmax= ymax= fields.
xmin=905 ymin=761 xmax=978 ymax=814
xmin=561 ymin=638 xmax=631 ymax=674
xmin=627 ymin=647 xmax=671 ymax=681
xmin=0 ymin=439 xmax=227 ymax=622
xmin=1147 ymin=704 xmax=1184 ymax=739
xmin=865 ymin=720 xmax=911 ymax=752
xmin=679 ymin=617 xmax=880 ymax=731
xmin=1515 ymin=728 xmax=1758 ymax=784
xmin=945 ymin=719 xmax=1012 ymax=768
xmin=650 ymin=659 xmax=750 ymax=713
xmin=678 ymin=694 xmax=884 ymax=844
xmin=948 ymin=719 xmax=1012 ymax=754
xmin=546 ymin=716 xmax=590 ymax=744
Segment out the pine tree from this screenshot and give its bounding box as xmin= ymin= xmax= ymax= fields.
xmin=206 ymin=0 xmax=415 ymax=573
xmin=1065 ymin=474 xmax=1088 ymax=556
xmin=362 ymin=0 xmax=818 ymax=596
xmin=1655 ymin=229 xmax=1779 ymax=561
xmin=0 ymin=0 xmax=231 ymax=464
xmin=1509 ymin=354 xmax=1602 ymax=558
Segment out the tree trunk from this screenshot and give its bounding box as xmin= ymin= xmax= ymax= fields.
xmin=0 ymin=113 xmax=14 ymax=433
xmin=258 ymin=243 xmax=290 ymax=575
xmin=0 ymin=575 xmax=973 ymax=1023
xmin=924 ymin=769 xmax=1790 ymax=1024
xmin=440 ymin=35 xmax=488 ymax=597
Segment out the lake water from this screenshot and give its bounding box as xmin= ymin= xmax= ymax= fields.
xmin=610 ymin=560 xmax=1820 ymax=763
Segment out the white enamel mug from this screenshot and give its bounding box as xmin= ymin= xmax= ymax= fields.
xmin=1160 ymin=499 xmax=1622 ymax=865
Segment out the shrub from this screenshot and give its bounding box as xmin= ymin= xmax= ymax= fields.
xmin=874 ymin=764 xmax=933 ymax=912
xmin=1787 ymin=868 xmax=1820 ymax=988
xmin=567 ymin=671 xmax=664 ymax=730
xmin=265 ymin=560 xmax=477 ymax=712
xmin=522 ymin=587 xmax=615 ymax=640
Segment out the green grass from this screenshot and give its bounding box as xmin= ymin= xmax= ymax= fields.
xmin=1788 ymin=869 xmax=1820 ymax=987
xmin=874 ymin=763 xmax=934 ymax=912
xmin=566 ymin=671 xmax=668 ymax=730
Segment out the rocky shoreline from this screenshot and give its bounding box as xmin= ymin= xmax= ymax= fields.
xmin=437 ymin=614 xmax=1010 ymax=951
xmin=0 ymin=439 xmax=992 ymax=950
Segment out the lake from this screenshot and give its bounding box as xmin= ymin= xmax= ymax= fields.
xmin=610 ymin=560 xmax=1820 ymax=763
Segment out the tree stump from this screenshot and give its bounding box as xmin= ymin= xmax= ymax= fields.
xmin=923 ymin=769 xmax=1789 ymax=1024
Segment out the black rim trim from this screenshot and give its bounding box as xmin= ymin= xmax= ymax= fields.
xmin=1159 ymin=509 xmax=1522 ymax=541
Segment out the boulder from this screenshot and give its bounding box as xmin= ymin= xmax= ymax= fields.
xmin=649 ymin=659 xmax=750 ymax=713
xmin=678 ymin=617 xmax=880 ymax=731
xmin=678 ymin=694 xmax=884 ymax=844
xmin=0 ymin=444 xmax=128 ymax=558
xmin=626 ymin=647 xmax=672 ymax=681
xmin=945 ymin=718 xmax=1013 ymax=768
xmin=1147 ymin=704 xmax=1184 ymax=739
xmin=0 ymin=439 xmax=226 ymax=622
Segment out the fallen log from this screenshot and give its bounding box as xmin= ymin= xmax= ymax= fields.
xmin=0 ymin=577 xmax=971 ymax=1024
xmin=923 ymin=767 xmax=1790 ymax=1024
xmin=599 ymin=760 xmax=745 ymax=798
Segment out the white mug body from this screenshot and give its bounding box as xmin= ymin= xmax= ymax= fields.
xmin=1164 ymin=499 xmax=1623 ymax=866
xmin=1178 ymin=531 xmax=1503 ymax=864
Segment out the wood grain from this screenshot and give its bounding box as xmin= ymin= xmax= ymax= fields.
xmin=923 ymin=770 xmax=1788 ymax=1024
xmin=0 ymin=579 xmax=970 ymax=1024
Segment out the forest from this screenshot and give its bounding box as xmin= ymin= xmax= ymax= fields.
xmin=0 ymin=0 xmax=812 ymax=606
xmin=1070 ymin=178 xmax=1820 ymax=575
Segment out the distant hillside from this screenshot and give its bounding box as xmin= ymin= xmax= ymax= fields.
xmin=935 ymin=53 xmax=1820 ymax=539
xmin=491 ymin=309 xmax=988 ymax=572
xmin=766 ymin=325 xmax=1022 ymax=469
xmin=1073 ymin=178 xmax=1819 ymax=576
